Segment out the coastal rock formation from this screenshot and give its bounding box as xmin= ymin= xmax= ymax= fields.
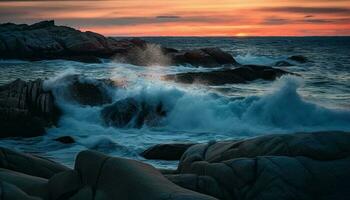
xmin=0 ymin=148 xmax=216 ymax=200
xmin=101 ymin=98 xmax=166 ymax=128
xmin=0 ymin=21 xmax=237 ymax=66
xmin=141 ymin=143 xmax=196 ymax=161
xmin=164 ymin=65 xmax=293 ymax=85
xmin=0 ymin=78 xmax=60 ymax=137
xmin=0 ymin=21 xmax=149 ymax=63
xmin=0 ymin=131 xmax=349 ymax=199
xmin=169 ymin=131 xmax=350 ymax=199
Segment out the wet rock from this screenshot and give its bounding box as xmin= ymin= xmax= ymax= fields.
xmin=68 ymin=78 xmax=112 ymax=106
xmin=0 ymin=78 xmax=60 ymax=137
xmin=164 ymin=65 xmax=292 ymax=85
xmin=0 ymin=168 xmax=49 ymax=199
xmin=289 ymin=55 xmax=308 ymax=63
xmin=0 ymin=147 xmax=69 ymax=179
xmin=101 ymin=98 xmax=166 ymax=128
xmin=54 ymin=136 xmax=75 ymax=144
xmin=169 ymin=48 xmax=237 ymax=67
xmin=141 ymin=143 xmax=196 ymax=160
xmin=175 ymin=131 xmax=350 ymax=200
xmin=71 ymin=150 xmax=216 ymax=200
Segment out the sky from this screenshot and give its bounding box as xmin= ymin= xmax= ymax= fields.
xmin=0 ymin=0 xmax=349 ymax=36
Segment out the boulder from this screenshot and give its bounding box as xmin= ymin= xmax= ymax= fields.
xmin=0 ymin=180 xmax=43 ymax=200
xmin=141 ymin=143 xmax=196 ymax=161
xmin=68 ymin=77 xmax=112 ymax=106
xmin=168 ymin=48 xmax=237 ymax=67
xmin=0 ymin=168 xmax=49 ymax=199
xmin=0 ymin=79 xmax=60 ymax=137
xmin=0 ymin=147 xmax=69 ymax=179
xmin=101 ymin=98 xmax=166 ymax=128
xmin=71 ymin=150 xmax=217 ymax=200
xmin=172 ymin=131 xmax=350 ymax=200
xmin=164 ymin=65 xmax=292 ymax=85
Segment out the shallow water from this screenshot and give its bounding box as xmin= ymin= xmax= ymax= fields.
xmin=0 ymin=37 xmax=349 ymax=168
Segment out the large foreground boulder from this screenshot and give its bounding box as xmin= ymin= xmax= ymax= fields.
xmin=164 ymin=65 xmax=293 ymax=85
xmin=169 ymin=131 xmax=350 ymax=199
xmin=0 ymin=78 xmax=60 ymax=137
xmin=0 ymin=147 xmax=69 ymax=179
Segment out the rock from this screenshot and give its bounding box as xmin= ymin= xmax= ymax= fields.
xmin=0 ymin=181 xmax=43 ymax=200
xmin=71 ymin=150 xmax=217 ymax=200
xmin=141 ymin=143 xmax=196 ymax=160
xmin=54 ymin=136 xmax=75 ymax=144
xmin=0 ymin=21 xmax=144 ymax=63
xmin=173 ymin=131 xmax=350 ymax=199
xmin=101 ymin=98 xmax=166 ymax=128
xmin=169 ymin=48 xmax=237 ymax=67
xmin=0 ymin=79 xmax=60 ymax=138
xmin=0 ymin=21 xmax=234 ymax=67
xmin=0 ymin=168 xmax=49 ymax=199
xmin=28 ymin=20 xmax=55 ymax=30
xmin=164 ymin=65 xmax=292 ymax=85
xmin=68 ymin=77 xmax=112 ymax=106
xmin=288 ymin=55 xmax=308 ymax=63
xmin=0 ymin=147 xmax=69 ymax=179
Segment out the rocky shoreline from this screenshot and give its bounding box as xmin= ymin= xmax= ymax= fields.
xmin=0 ymin=20 xmax=237 ymax=67
xmin=0 ymin=131 xmax=349 ymax=199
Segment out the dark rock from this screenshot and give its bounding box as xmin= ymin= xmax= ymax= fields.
xmin=141 ymin=143 xmax=196 ymax=160
xmin=164 ymin=65 xmax=292 ymax=85
xmin=0 ymin=78 xmax=60 ymax=138
xmin=101 ymin=98 xmax=166 ymax=128
xmin=54 ymin=136 xmax=75 ymax=144
xmin=0 ymin=21 xmax=236 ymax=66
xmin=168 ymin=48 xmax=237 ymax=67
xmin=289 ymin=55 xmax=308 ymax=63
xmin=174 ymin=131 xmax=350 ymax=199
xmin=0 ymin=147 xmax=69 ymax=179
xmin=0 ymin=168 xmax=49 ymax=199
xmin=27 ymin=20 xmax=55 ymax=30
xmin=68 ymin=78 xmax=112 ymax=106
xmin=71 ymin=150 xmax=216 ymax=200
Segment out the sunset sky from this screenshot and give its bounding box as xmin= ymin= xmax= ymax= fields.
xmin=0 ymin=0 xmax=349 ymax=36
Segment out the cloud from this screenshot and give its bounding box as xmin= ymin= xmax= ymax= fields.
xmin=156 ymin=16 xmax=181 ymax=19
xmin=262 ymin=16 xmax=350 ymax=25
xmin=258 ymin=6 xmax=350 ymax=15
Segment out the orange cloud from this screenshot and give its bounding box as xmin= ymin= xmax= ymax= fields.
xmin=0 ymin=0 xmax=349 ymax=36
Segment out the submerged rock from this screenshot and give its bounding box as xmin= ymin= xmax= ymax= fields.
xmin=141 ymin=143 xmax=196 ymax=161
xmin=288 ymin=55 xmax=308 ymax=63
xmin=101 ymin=98 xmax=166 ymax=128
xmin=274 ymin=60 xmax=294 ymax=66
xmin=0 ymin=78 xmax=60 ymax=138
xmin=164 ymin=65 xmax=293 ymax=85
xmin=54 ymin=136 xmax=75 ymax=144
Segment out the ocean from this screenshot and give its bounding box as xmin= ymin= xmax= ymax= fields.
xmin=0 ymin=37 xmax=349 ymax=168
